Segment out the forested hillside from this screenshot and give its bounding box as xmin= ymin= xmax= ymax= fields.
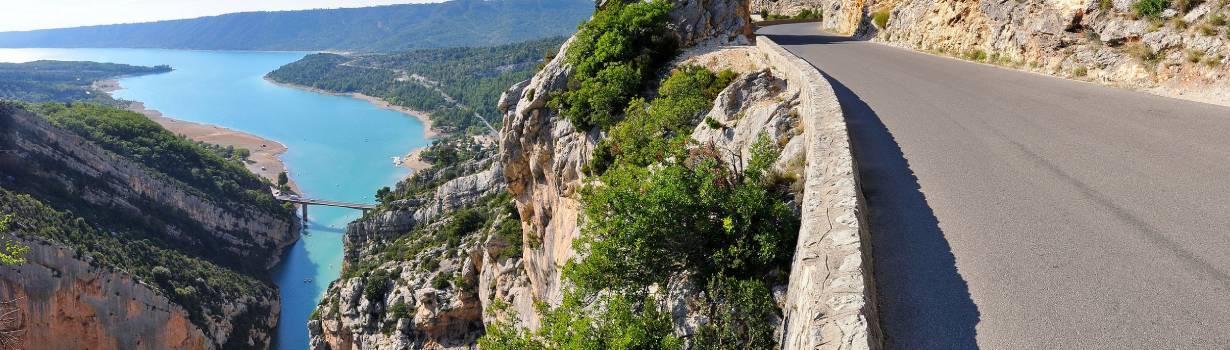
xmin=267 ymin=36 xmax=565 ymax=134
xmin=0 ymin=102 xmax=294 ymax=347
xmin=0 ymin=0 xmax=591 ymax=52
xmin=0 ymin=60 xmax=170 ymax=105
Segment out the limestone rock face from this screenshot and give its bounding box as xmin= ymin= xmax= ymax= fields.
xmin=311 ymin=160 xmax=505 ymax=350
xmin=691 ymin=68 xmax=804 ymax=169
xmin=0 ymin=238 xmax=211 ymax=350
xmin=869 ymin=0 xmax=1230 ymax=104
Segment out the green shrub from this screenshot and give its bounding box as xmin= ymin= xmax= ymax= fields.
xmin=964 ymin=49 xmax=989 ymax=61
xmin=389 ymin=301 xmax=412 ymax=319
xmin=873 ymin=10 xmax=891 ymax=29
xmin=588 ymin=65 xmax=736 ymax=175
xmin=364 ymin=270 xmax=392 ymax=301
xmin=1072 ymin=66 xmax=1089 ymax=77
xmin=557 ymin=0 xmax=678 ymax=130
xmin=432 ymin=273 xmax=452 ymax=289
xmin=479 ymin=294 xmax=682 ymax=350
xmin=1100 ymin=0 xmax=1114 ymax=10
xmin=705 ymin=116 xmax=724 ymax=129
xmin=692 ymin=276 xmax=780 ymax=350
xmin=794 ymin=8 xmax=823 ymax=20
xmin=1132 ymin=0 xmax=1169 ymax=18
xmin=568 ymin=135 xmax=798 ymax=296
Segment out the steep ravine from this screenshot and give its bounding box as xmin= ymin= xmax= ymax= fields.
xmin=0 ymin=104 xmax=296 ymax=349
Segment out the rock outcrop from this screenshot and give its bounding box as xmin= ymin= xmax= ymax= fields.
xmin=813 ymin=0 xmax=1230 ymax=104
xmin=0 ymin=238 xmax=212 ymax=350
xmin=310 ymin=148 xmax=511 ymax=349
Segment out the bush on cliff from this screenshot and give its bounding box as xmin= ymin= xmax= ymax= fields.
xmin=556 ymin=0 xmax=678 ymax=130
xmin=1132 ymin=0 xmax=1169 ymax=18
xmin=482 ymin=46 xmax=796 ymax=346
xmin=587 ymin=65 xmax=736 ymax=174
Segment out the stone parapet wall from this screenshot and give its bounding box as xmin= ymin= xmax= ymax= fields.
xmin=757 ymin=36 xmax=882 ymax=350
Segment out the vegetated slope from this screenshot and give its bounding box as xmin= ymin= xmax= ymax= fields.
xmin=0 ymin=102 xmax=295 ymax=348
xmin=267 ymin=36 xmax=565 ymax=134
xmin=0 ymin=0 xmax=592 ymax=52
xmin=0 ymin=60 xmax=170 ymax=105
xmin=307 ymin=0 xmax=810 ymax=348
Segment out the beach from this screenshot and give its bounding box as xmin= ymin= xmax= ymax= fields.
xmin=97 ymin=80 xmax=300 ymax=193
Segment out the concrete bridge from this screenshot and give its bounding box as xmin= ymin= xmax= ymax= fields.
xmin=275 ymin=195 xmax=375 ymax=221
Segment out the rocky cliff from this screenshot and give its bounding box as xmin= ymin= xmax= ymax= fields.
xmin=0 ymin=237 xmax=212 ymax=350
xmin=0 ymin=104 xmax=294 ymax=349
xmin=879 ymin=0 xmax=1229 ymax=103
xmin=309 ymin=138 xmax=518 ymax=349
xmin=495 ymin=0 xmax=761 ymax=325
xmin=308 ymin=0 xmax=880 ymax=348
xmin=756 ymin=0 xmax=1230 ymax=104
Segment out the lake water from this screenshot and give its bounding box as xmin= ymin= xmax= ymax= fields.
xmin=0 ymin=48 xmax=429 ymax=349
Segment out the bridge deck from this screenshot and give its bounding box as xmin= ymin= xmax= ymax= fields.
xmin=275 ymin=195 xmax=375 ymax=210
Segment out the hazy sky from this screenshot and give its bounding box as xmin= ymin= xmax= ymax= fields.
xmin=0 ymin=0 xmax=445 ymax=32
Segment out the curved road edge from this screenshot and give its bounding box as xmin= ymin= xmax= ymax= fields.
xmin=759 ymin=36 xmax=884 ymax=350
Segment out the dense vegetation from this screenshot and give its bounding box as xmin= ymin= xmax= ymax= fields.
xmin=0 ymin=214 xmax=27 ymax=266
xmin=555 ymin=0 xmax=678 ymax=130
xmin=0 ymin=60 xmax=170 ymax=105
xmin=27 ymin=103 xmax=284 ymax=214
xmin=479 ymin=3 xmax=799 ymax=347
xmin=268 ymin=36 xmax=565 ymax=134
xmin=0 ymin=0 xmax=592 ymax=52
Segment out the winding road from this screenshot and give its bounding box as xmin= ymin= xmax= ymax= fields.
xmin=759 ymin=23 xmax=1230 ymax=349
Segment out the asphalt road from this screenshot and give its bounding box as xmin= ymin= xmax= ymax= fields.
xmin=760 ymin=23 xmax=1230 ymax=349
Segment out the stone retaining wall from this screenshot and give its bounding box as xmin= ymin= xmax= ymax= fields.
xmin=757 ymin=37 xmax=882 ymax=350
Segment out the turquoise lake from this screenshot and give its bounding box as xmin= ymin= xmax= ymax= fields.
xmin=0 ymin=48 xmax=429 ymax=349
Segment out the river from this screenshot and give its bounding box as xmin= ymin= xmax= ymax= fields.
xmin=0 ymin=48 xmax=430 ymax=349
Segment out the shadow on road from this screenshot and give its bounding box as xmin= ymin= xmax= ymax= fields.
xmin=822 ymin=75 xmax=982 ymax=349
xmin=761 ymin=33 xmax=858 ymax=45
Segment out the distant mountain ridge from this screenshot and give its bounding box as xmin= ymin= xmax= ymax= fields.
xmin=0 ymin=0 xmax=593 ymax=52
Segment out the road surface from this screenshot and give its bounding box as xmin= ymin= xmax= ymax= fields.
xmin=760 ymin=23 xmax=1230 ymax=349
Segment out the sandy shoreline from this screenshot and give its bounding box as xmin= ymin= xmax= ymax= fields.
xmin=263 ymin=77 xmax=444 ymax=176
xmin=97 ymin=80 xmax=301 ymax=193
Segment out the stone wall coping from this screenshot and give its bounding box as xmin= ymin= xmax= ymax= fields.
xmin=757 ymin=36 xmax=883 ymax=350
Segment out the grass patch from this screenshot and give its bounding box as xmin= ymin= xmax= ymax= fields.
xmin=873 ymin=10 xmax=891 ymax=29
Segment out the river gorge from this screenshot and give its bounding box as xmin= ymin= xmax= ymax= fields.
xmin=0 ymin=48 xmax=432 ymax=349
